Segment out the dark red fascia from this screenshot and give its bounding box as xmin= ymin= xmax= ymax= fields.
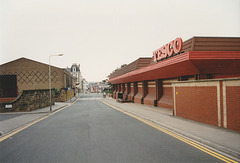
xmin=109 ymin=51 xmax=240 ymax=84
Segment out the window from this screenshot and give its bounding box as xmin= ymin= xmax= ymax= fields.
xmin=73 ymin=67 xmax=76 ymax=72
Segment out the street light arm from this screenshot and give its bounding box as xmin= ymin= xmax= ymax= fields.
xmin=49 ymin=53 xmax=63 ymax=112
xmin=49 ymin=54 xmax=63 ymax=58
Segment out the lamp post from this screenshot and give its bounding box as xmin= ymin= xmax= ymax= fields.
xmin=49 ymin=54 xmax=63 ymax=111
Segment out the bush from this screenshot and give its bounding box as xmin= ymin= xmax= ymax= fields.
xmin=104 ymin=90 xmax=113 ymax=94
xmin=53 ymin=88 xmax=60 ymax=96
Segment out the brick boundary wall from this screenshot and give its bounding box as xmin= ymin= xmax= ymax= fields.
xmin=0 ymin=89 xmax=54 ymax=112
xmin=172 ymin=78 xmax=240 ymax=132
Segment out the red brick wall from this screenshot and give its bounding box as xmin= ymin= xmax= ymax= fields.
xmin=123 ymin=83 xmax=128 ymax=100
xmin=129 ymin=83 xmax=134 ymax=101
xmin=123 ymin=94 xmax=127 ymax=100
xmin=124 ymin=83 xmax=128 ymax=93
xmin=158 ymin=87 xmax=173 ymax=109
xmin=175 ymin=86 xmax=218 ymax=126
xmin=226 ymin=86 xmax=240 ymax=132
xmin=113 ymin=91 xmax=116 ymax=99
xmin=119 ymin=84 xmax=122 ymax=93
xmin=173 ymin=79 xmax=240 ymax=132
xmin=113 ymin=85 xmax=116 ymax=99
xmin=135 ymin=82 xmax=143 ymax=104
xmin=116 ymin=84 xmax=121 ymax=99
xmin=144 ymin=81 xmax=156 ymax=106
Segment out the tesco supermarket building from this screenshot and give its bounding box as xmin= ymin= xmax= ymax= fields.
xmin=109 ymin=37 xmax=240 ymax=132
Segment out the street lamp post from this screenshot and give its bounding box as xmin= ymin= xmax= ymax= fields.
xmin=49 ymin=54 xmax=63 ymax=111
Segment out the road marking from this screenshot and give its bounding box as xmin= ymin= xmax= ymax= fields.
xmin=99 ymin=99 xmax=238 ymax=163
xmin=79 ymin=98 xmax=102 ymax=100
xmin=0 ymin=97 xmax=79 ymax=143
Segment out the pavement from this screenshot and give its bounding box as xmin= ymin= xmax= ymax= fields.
xmin=101 ymin=97 xmax=240 ymax=160
xmin=0 ymin=94 xmax=239 ymax=160
xmin=0 ymin=95 xmax=79 ymax=137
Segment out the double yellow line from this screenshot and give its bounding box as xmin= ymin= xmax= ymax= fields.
xmin=0 ymin=97 xmax=79 ymax=143
xmin=100 ymin=100 xmax=238 ymax=163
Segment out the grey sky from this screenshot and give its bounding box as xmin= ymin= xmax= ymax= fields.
xmin=1 ymin=0 xmax=240 ymax=82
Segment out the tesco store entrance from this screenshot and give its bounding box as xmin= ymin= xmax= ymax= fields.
xmin=109 ymin=37 xmax=240 ymax=132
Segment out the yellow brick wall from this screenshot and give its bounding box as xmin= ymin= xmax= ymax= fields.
xmin=0 ymin=58 xmax=74 ymax=94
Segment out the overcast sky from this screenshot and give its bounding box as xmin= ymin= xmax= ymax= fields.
xmin=1 ymin=0 xmax=240 ymax=82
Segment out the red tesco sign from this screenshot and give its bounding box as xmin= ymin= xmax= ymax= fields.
xmin=153 ymin=37 xmax=183 ymax=62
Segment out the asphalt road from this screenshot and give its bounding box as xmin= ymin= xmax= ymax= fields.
xmin=0 ymin=93 xmax=222 ymax=162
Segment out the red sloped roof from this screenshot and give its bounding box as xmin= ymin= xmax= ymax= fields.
xmin=109 ymin=58 xmax=152 ymax=79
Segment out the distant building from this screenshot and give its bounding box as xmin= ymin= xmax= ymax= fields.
xmin=88 ymin=82 xmax=109 ymax=93
xmin=66 ymin=64 xmax=83 ymax=92
xmin=82 ymin=78 xmax=88 ymax=93
xmin=98 ymin=82 xmax=110 ymax=92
